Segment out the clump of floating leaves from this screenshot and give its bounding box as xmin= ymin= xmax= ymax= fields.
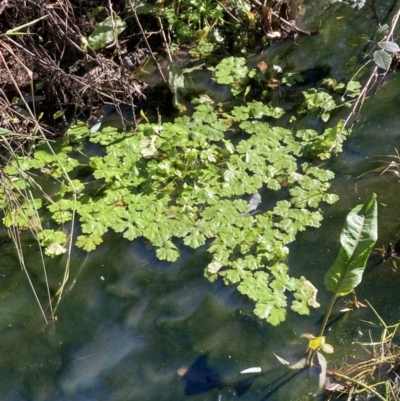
xmin=0 ymin=57 xmax=360 ymax=325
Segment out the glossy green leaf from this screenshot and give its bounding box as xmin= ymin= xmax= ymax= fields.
xmin=324 ymin=194 xmax=377 ymax=296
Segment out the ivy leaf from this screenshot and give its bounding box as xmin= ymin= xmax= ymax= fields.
xmin=231 ymin=106 xmax=249 ymax=121
xmin=214 ymin=57 xmax=248 ymax=93
xmin=238 ymin=275 xmax=259 ymax=299
xmin=221 ymin=261 xmax=253 ymax=284
xmin=4 ymin=56 xmax=351 ymax=327
xmin=373 ymin=50 xmax=392 ymax=70
xmin=289 ymin=186 xmax=323 ymax=208
xmin=270 ymin=288 xmax=287 ymax=308
xmin=76 ymin=234 xmax=103 ymax=252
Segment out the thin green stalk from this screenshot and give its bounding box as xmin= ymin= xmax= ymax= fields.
xmin=27 ymin=190 xmax=54 ymax=320
xmin=8 ymin=226 xmax=48 ymax=324
xmin=1 ymin=15 xmax=48 ymax=37
xmin=307 ymin=293 xmax=338 ymax=366
xmin=1 ymin=140 xmax=51 ymax=323
xmin=318 ymin=293 xmax=338 ymax=337
xmin=0 ymin=48 xmax=78 ymax=319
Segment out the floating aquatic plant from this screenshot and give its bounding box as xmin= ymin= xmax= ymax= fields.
xmin=0 ymin=55 xmax=362 ymax=324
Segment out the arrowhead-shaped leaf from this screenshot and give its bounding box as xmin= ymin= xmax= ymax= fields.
xmin=324 ymin=194 xmax=377 ymax=296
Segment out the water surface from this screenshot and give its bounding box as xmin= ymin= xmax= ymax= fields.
xmin=1 ymin=3 xmax=400 ymax=400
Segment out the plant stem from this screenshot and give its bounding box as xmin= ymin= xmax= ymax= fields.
xmin=318 ymin=293 xmax=338 ymax=337
xmin=307 ymin=293 xmax=338 ymax=366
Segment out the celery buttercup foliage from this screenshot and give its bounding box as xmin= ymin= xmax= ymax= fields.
xmin=0 ymin=85 xmax=348 ymax=326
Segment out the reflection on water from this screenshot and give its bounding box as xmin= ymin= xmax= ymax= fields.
xmin=61 ymin=328 xmax=145 ymax=396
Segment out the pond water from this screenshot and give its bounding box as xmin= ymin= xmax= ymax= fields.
xmin=2 ymin=3 xmax=400 ymax=400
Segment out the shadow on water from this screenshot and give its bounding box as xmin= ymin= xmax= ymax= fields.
xmin=178 ymin=354 xmax=312 ymax=400
xmin=258 ymin=369 xmax=307 ymax=401
xmin=179 ymin=355 xmax=222 ymax=395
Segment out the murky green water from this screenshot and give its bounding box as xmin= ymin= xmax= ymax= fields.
xmin=2 ymin=3 xmax=400 ymax=400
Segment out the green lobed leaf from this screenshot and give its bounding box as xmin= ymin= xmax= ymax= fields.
xmin=156 ymin=241 xmax=180 ymax=261
xmin=76 ymin=234 xmax=103 ymax=252
xmin=3 ymin=76 xmax=349 ymax=327
xmin=267 ymin=307 xmax=286 ymax=326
